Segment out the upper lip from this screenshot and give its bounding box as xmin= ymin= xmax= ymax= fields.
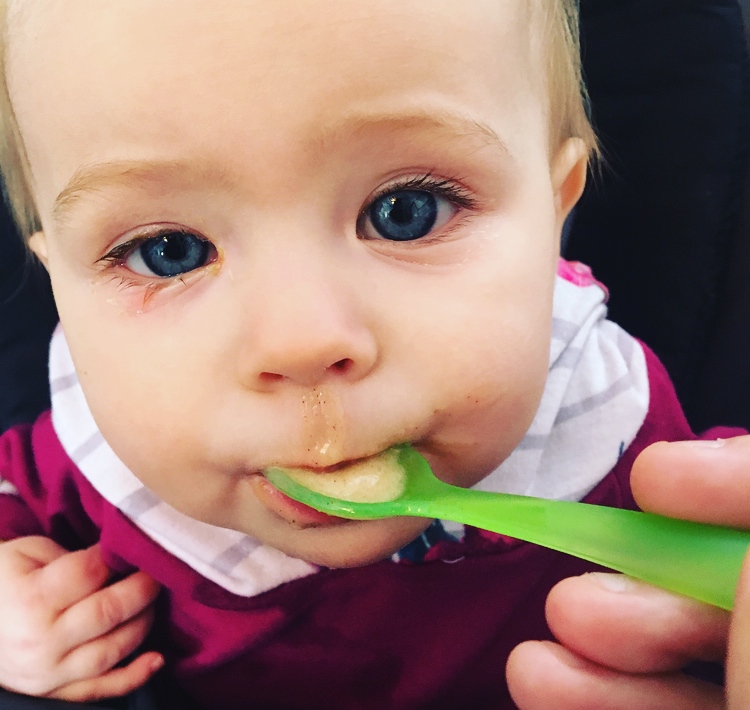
xmin=266 ymin=446 xmax=401 ymax=473
xmin=260 ymin=435 xmax=425 ymax=474
xmin=287 ymin=455 xmax=371 ymax=474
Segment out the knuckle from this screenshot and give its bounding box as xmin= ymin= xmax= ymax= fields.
xmin=21 ymin=569 xmax=67 ymax=615
xmin=76 ymin=547 xmax=107 ymax=584
xmin=88 ymin=645 xmax=122 ymax=677
xmin=136 ymin=604 xmax=155 ymax=629
xmin=93 ymin=591 xmax=126 ymax=631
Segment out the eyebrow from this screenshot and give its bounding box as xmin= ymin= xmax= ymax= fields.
xmin=313 ymin=109 xmax=510 ymax=156
xmin=51 ymin=159 xmax=238 ymax=227
xmin=51 ymin=110 xmax=508 ymax=226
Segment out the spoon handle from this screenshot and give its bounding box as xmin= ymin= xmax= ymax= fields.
xmin=429 ymin=490 xmax=750 ymax=610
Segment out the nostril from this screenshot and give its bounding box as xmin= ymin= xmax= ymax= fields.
xmin=329 ymin=358 xmax=354 ymax=375
xmin=257 ymin=359 xmax=353 ymax=386
xmin=259 ymin=372 xmax=284 ymax=384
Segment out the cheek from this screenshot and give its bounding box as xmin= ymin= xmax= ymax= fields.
xmin=416 ymin=262 xmax=553 ymax=396
xmin=409 ymin=270 xmax=554 ymax=482
xmin=434 ymin=329 xmax=549 ymax=428
xmin=57 ymin=294 xmax=211 ymax=466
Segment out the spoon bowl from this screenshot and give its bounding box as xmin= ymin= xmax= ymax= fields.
xmin=266 ymin=445 xmax=750 ymax=610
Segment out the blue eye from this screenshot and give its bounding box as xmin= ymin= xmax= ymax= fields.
xmin=362 ymin=189 xmax=457 ymax=242
xmin=126 ymin=231 xmax=213 ymax=278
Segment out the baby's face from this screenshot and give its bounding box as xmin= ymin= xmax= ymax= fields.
xmin=9 ymin=0 xmax=586 ymax=566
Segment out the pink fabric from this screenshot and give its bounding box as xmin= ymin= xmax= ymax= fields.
xmin=558 ymin=258 xmax=610 ymax=300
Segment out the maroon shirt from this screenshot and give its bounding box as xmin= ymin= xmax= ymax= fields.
xmin=0 ymin=345 xmax=741 ymax=709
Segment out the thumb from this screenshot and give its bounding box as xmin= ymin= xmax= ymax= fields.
xmin=727 ymin=550 xmax=750 ymax=709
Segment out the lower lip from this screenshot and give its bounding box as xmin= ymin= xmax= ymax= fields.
xmin=251 ymin=475 xmax=347 ymax=528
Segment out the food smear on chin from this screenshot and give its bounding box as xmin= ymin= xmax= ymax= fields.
xmin=301 ymin=385 xmax=346 ymax=466
xmin=282 ymin=448 xmax=406 ymax=503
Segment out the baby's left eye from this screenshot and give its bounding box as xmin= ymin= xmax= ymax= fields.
xmin=125 ymin=231 xmax=215 ymax=278
xmin=359 ymin=188 xmax=458 ymax=242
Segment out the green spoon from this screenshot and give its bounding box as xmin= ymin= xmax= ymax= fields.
xmin=266 ymin=444 xmax=750 ymax=610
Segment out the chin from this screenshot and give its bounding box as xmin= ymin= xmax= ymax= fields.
xmin=271 ymin=516 xmax=431 ymax=568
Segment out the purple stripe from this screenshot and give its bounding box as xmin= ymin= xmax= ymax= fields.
xmin=70 ymin=431 xmax=104 ymax=464
xmin=50 ymin=372 xmax=79 ymax=394
xmin=118 ymin=487 xmax=161 ymax=519
xmin=556 ymin=373 xmax=633 ymax=424
xmin=210 ymin=537 xmax=261 ymax=574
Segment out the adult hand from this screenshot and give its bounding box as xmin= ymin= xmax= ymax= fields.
xmin=507 ymin=435 xmax=750 ymax=709
xmin=0 ymin=537 xmax=163 ymax=702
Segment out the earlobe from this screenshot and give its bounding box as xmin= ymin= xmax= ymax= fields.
xmin=28 ymin=231 xmax=49 ymax=269
xmin=551 ymin=137 xmax=589 ymax=225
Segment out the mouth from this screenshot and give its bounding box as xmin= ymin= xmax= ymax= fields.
xmin=255 ymin=447 xmax=410 ymax=530
xmin=250 ymin=473 xmax=349 ymax=529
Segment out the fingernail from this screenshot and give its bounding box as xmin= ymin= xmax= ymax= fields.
xmin=150 ymin=655 xmax=165 ymax=673
xmin=585 ymin=572 xmax=643 ymax=593
xmin=678 ymin=438 xmax=727 ymax=449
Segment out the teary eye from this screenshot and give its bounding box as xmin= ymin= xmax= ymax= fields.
xmin=359 ymin=188 xmax=458 ymax=242
xmin=125 ymin=231 xmax=214 ymax=277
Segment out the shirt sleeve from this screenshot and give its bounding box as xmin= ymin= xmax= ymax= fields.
xmin=0 ymin=423 xmax=46 ymax=539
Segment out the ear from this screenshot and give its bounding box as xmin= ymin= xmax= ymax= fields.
xmin=28 ymin=231 xmax=49 ymax=269
xmin=551 ymin=137 xmax=588 ymax=229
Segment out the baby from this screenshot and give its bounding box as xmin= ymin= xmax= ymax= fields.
xmin=0 ymin=1 xmax=735 ymax=708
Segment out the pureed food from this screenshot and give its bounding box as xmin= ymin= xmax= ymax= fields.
xmin=280 ymin=448 xmax=406 ymax=503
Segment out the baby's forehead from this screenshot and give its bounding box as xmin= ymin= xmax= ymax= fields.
xmin=6 ymin=1 xmax=547 ymax=107
xmin=4 ymin=1 xmax=543 ymax=93
xmin=0 ymin=0 xmax=592 ymax=245
xmin=5 ymin=0 xmax=541 ymax=46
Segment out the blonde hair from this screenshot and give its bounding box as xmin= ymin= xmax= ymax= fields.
xmin=0 ymin=0 xmax=595 ymax=241
xmin=0 ymin=0 xmax=37 ymax=239
xmin=544 ymin=0 xmax=598 ymax=157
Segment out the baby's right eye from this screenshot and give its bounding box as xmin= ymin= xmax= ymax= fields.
xmin=118 ymin=230 xmax=216 ymax=278
xmin=361 ymin=189 xmax=451 ymax=242
xmin=357 ymin=175 xmax=478 ymax=244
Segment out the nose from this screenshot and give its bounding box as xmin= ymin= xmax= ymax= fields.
xmin=235 ymin=256 xmax=378 ymax=391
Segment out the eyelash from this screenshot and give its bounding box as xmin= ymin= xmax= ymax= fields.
xmin=367 ymin=173 xmax=478 ymax=211
xmin=97 ymin=227 xmax=199 ymax=268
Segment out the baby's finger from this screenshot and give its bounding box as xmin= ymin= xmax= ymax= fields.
xmin=57 ymin=605 xmax=156 ymax=688
xmin=0 ymin=536 xmax=70 ymax=578
xmin=545 ymin=573 xmax=729 ymax=672
xmin=48 ymin=651 xmax=164 ymax=703
xmin=58 ymin=570 xmax=160 ymax=649
xmin=507 ymin=640 xmax=724 ymax=710
xmin=32 ymin=544 xmax=111 ymax=613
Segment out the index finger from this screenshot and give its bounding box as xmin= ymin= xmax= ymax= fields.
xmin=631 ymin=436 xmax=750 ymax=528
xmin=33 ymin=544 xmax=112 ymax=614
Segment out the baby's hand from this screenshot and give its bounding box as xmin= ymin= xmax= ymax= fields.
xmin=0 ymin=536 xmax=162 ymax=702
